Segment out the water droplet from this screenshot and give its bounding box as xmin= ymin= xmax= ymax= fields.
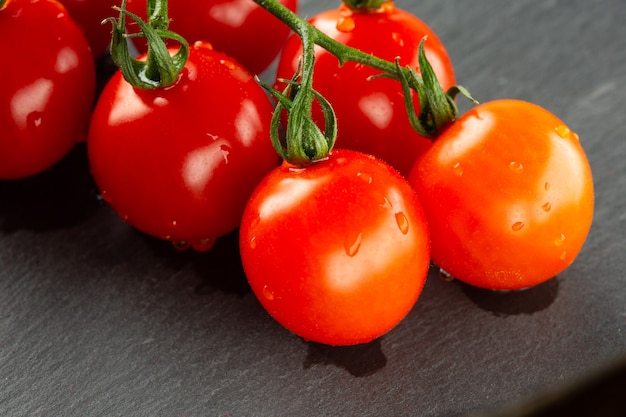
xmin=357 ymin=172 xmax=372 ymax=184
xmin=395 ymin=212 xmax=409 ymax=235
xmin=220 ymin=144 xmax=231 ymax=164
xmin=545 ymin=182 xmax=551 ymax=192
xmin=27 ymin=111 xmax=43 ymax=129
xmin=452 ymin=162 xmax=464 ymax=177
xmin=249 ymin=236 xmax=257 ymax=249
xmin=509 ymin=161 xmax=524 ymax=174
xmin=554 ymin=233 xmax=566 ymax=247
xmin=439 ymin=269 xmax=455 ymax=282
xmin=379 ymin=196 xmax=393 ymax=210
xmin=172 ymin=241 xmax=190 ymax=251
xmin=512 ymin=222 xmax=525 ymax=232
xmin=262 ymin=285 xmax=275 ymax=301
xmin=99 ymin=190 xmax=112 ymax=203
xmin=191 ymin=238 xmax=215 ymax=252
xmin=171 ymin=220 xmax=178 ymax=227
xmin=153 ymin=97 xmax=168 ymax=107
xmin=344 ymin=231 xmax=363 ymax=257
xmin=219 ymin=59 xmax=235 ymax=70
xmin=559 ymin=251 xmax=568 ymax=261
xmin=336 ymin=16 xmax=355 ymax=32
xmin=542 ymin=202 xmax=552 ymax=212
xmin=392 ymin=32 xmax=405 ymax=47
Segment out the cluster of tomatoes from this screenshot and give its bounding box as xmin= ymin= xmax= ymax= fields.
xmin=1 ymin=0 xmax=594 ymax=346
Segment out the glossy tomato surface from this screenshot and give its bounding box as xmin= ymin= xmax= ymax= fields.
xmin=58 ymin=0 xmax=119 ymax=57
xmin=275 ymin=2 xmax=455 ymax=177
xmin=409 ymin=99 xmax=594 ymax=290
xmin=0 ymin=0 xmax=96 ymax=179
xmin=240 ymin=149 xmax=431 ymax=345
xmin=88 ymin=42 xmax=279 ymax=251
xmin=125 ymin=0 xmax=298 ymax=75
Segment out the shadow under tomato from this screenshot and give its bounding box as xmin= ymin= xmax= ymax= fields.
xmin=0 ymin=144 xmax=100 ymax=233
xmin=459 ymin=277 xmax=560 ymax=317
xmin=303 ymin=338 xmax=387 ymax=378
xmin=141 ymin=229 xmax=252 ymax=297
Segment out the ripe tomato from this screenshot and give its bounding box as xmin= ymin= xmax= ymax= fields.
xmin=58 ymin=0 xmax=119 ymax=58
xmin=88 ymin=42 xmax=279 ymax=251
xmin=240 ymin=149 xmax=431 ymax=345
xmin=408 ymin=99 xmax=594 ymax=290
xmin=125 ymin=0 xmax=298 ymax=75
xmin=0 ymin=0 xmax=96 ymax=179
xmin=274 ymin=2 xmax=455 ymax=177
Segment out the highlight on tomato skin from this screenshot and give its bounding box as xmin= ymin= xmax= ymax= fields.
xmin=239 ymin=149 xmax=431 ymax=346
xmin=408 ymin=99 xmax=594 ymax=291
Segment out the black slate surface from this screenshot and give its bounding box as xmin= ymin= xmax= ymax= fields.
xmin=1 ymin=0 xmax=625 ymax=416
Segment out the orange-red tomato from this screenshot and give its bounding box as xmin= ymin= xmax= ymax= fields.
xmin=240 ymin=150 xmax=431 ymax=345
xmin=408 ymin=99 xmax=594 ymax=290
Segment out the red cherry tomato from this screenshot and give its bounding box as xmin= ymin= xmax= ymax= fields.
xmin=408 ymin=99 xmax=594 ymax=290
xmin=125 ymin=0 xmax=298 ymax=75
xmin=240 ymin=149 xmax=431 ymax=345
xmin=88 ymin=42 xmax=279 ymax=251
xmin=58 ymin=0 xmax=119 ymax=58
xmin=0 ymin=0 xmax=96 ymax=179
xmin=274 ymin=2 xmax=455 ymax=176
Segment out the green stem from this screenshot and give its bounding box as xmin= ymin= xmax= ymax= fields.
xmin=104 ymin=0 xmax=189 ymax=89
xmin=254 ymin=0 xmax=474 ymax=165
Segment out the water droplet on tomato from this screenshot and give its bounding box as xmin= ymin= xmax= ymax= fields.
xmin=452 ymin=162 xmax=464 ymax=177
xmin=392 ymin=32 xmax=405 ymax=47
xmin=545 ymin=182 xmax=551 ymax=192
xmin=27 ymin=111 xmax=43 ymax=130
xmin=344 ymin=231 xmax=363 ymax=257
xmin=542 ymin=202 xmax=552 ymax=212
xmin=220 ymin=59 xmax=236 ymax=70
xmin=220 ymin=144 xmax=231 ymax=164
xmin=153 ymin=97 xmax=168 ymax=107
xmin=559 ymin=251 xmax=568 ymax=261
xmin=379 ymin=196 xmax=393 ymax=210
xmin=509 ymin=161 xmax=524 ymax=174
xmin=249 ymin=236 xmax=257 ymax=249
xmin=512 ymin=222 xmax=525 ymax=232
xmin=191 ymin=238 xmax=215 ymax=252
xmin=357 ymin=172 xmax=372 ymax=184
xmin=395 ymin=212 xmax=409 ymax=235
xmin=336 ymin=16 xmax=355 ymax=32
xmin=99 ymin=190 xmax=112 ymax=203
xmin=172 ymin=241 xmax=190 ymax=251
xmin=439 ymin=268 xmax=455 ymax=282
xmin=262 ymin=285 xmax=275 ymax=301
xmin=554 ymin=233 xmax=566 ymax=247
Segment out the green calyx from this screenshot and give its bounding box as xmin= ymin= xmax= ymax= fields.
xmin=103 ymin=0 xmax=189 ymax=89
xmin=253 ymin=0 xmax=476 ymax=166
xmin=342 ymin=0 xmax=388 ymax=12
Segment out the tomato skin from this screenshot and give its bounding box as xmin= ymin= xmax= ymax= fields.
xmin=125 ymin=0 xmax=298 ymax=75
xmin=0 ymin=0 xmax=96 ymax=179
xmin=88 ymin=42 xmax=279 ymax=250
xmin=274 ymin=2 xmax=455 ymax=177
xmin=408 ymin=99 xmax=594 ymax=290
xmin=57 ymin=0 xmax=118 ymax=58
xmin=240 ymin=149 xmax=430 ymax=345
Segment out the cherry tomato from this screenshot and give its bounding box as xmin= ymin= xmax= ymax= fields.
xmin=88 ymin=42 xmax=279 ymax=251
xmin=274 ymin=1 xmax=455 ymax=177
xmin=408 ymin=99 xmax=594 ymax=290
xmin=0 ymin=0 xmax=96 ymax=179
xmin=58 ymin=0 xmax=119 ymax=58
xmin=125 ymin=0 xmax=298 ymax=75
xmin=240 ymin=149 xmax=431 ymax=345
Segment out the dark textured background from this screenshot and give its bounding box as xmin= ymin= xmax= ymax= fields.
xmin=1 ymin=0 xmax=625 ymax=416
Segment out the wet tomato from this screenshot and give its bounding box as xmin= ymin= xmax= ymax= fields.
xmin=0 ymin=0 xmax=96 ymax=179
xmin=240 ymin=149 xmax=431 ymax=345
xmin=409 ymin=99 xmax=594 ymax=290
xmin=88 ymin=42 xmax=279 ymax=251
